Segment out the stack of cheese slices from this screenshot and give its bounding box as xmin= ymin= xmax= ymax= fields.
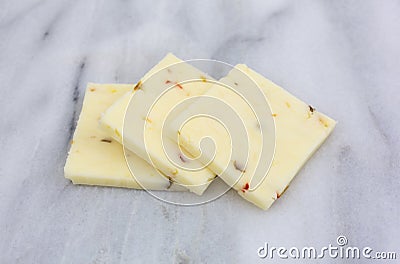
xmin=64 ymin=53 xmax=336 ymax=210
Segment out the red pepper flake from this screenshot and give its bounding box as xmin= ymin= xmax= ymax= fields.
xmin=165 ymin=80 xmax=183 ymax=89
xmin=179 ymin=153 xmax=186 ymax=163
xmin=241 ymin=183 xmax=249 ymax=193
xmin=276 ymin=192 xmax=281 ymax=199
xmin=101 ymin=138 xmax=112 ymax=143
xmin=134 ymin=81 xmax=142 ymax=91
xmin=167 ymin=177 xmax=173 ymax=189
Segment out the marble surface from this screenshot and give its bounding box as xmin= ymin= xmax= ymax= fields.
xmin=1 ymin=0 xmax=399 ymax=263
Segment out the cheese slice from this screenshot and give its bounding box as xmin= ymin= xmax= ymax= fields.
xmin=99 ymin=53 xmax=217 ymax=195
xmin=64 ymin=83 xmax=184 ymax=191
xmin=168 ymin=65 xmax=336 ymax=209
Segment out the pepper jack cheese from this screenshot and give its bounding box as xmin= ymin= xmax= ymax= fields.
xmin=99 ymin=53 xmax=217 ymax=195
xmin=169 ymin=65 xmax=336 ymax=209
xmin=64 ymin=83 xmax=184 ymax=191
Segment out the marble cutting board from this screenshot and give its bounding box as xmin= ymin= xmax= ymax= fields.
xmin=0 ymin=0 xmax=399 ymax=263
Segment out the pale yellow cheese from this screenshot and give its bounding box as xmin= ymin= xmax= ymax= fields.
xmin=99 ymin=53 xmax=217 ymax=195
xmin=168 ymin=65 xmax=336 ymax=209
xmin=64 ymin=83 xmax=184 ymax=191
